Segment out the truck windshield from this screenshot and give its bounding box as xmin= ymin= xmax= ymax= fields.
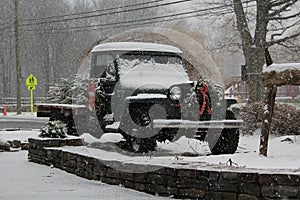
xmin=118 ymin=53 xmax=190 ymax=88
xmin=120 ymin=52 xmax=182 ymax=65
xmin=90 ymin=51 xmax=187 ymax=80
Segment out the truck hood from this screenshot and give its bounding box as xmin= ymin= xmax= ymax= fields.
xmin=118 ymin=61 xmax=190 ymax=90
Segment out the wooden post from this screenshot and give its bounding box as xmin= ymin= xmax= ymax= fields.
xmin=259 ymin=85 xmax=277 ymax=157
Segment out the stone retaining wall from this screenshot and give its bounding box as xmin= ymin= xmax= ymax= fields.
xmin=28 ymin=138 xmax=300 ymax=200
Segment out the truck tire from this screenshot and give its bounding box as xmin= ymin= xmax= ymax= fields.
xmin=120 ymin=133 xmax=156 ymax=153
xmin=208 ymin=128 xmax=239 ymax=155
xmin=208 ymin=110 xmax=239 ymax=155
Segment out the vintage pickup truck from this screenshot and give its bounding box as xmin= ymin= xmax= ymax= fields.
xmin=37 ymin=42 xmax=243 ymax=154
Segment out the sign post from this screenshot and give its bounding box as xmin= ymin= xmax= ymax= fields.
xmin=25 ymin=74 xmax=38 ymax=114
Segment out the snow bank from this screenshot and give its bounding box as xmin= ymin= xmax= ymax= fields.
xmin=263 ymin=63 xmax=300 ymax=73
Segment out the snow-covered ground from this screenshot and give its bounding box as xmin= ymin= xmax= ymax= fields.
xmin=0 ymin=151 xmax=169 ymax=200
xmin=1 ymin=112 xmax=300 ymax=199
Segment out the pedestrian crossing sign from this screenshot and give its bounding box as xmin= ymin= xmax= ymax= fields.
xmin=26 ymin=74 xmax=38 ymax=90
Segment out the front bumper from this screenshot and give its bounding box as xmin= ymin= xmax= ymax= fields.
xmin=152 ymin=119 xmax=244 ymax=129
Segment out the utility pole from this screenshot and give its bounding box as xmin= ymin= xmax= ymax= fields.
xmin=14 ymin=0 xmax=22 ymax=114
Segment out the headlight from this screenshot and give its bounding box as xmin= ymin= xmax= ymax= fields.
xmin=170 ymin=86 xmax=182 ymax=100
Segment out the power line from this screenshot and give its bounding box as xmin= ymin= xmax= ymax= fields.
xmin=20 ymin=0 xmax=192 ymax=27
xmin=3 ymin=7 xmax=229 ymax=38
xmin=0 ymin=0 xmax=166 ymax=29
xmin=0 ymin=0 xmax=256 ymax=32
xmin=10 ymin=9 xmax=231 ymax=38
xmin=8 ymin=7 xmax=231 ymax=35
xmin=20 ymin=5 xmax=236 ymax=35
xmin=0 ymin=0 xmax=190 ymax=31
xmin=1 ymin=0 xmax=256 ymax=34
xmin=23 ymin=0 xmax=166 ymax=22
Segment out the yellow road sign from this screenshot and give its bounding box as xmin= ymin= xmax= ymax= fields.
xmin=27 ymin=86 xmax=36 ymax=91
xmin=26 ymin=74 xmax=38 ymax=87
xmin=25 ymin=73 xmax=38 ymax=114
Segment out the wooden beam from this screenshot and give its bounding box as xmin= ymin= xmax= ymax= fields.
xmin=259 ymin=85 xmax=277 ymax=157
xmin=263 ymin=69 xmax=300 ymax=87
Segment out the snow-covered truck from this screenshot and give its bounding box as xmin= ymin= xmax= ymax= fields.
xmin=37 ymin=42 xmax=243 ymax=154
xmin=89 ymin=42 xmax=244 ymax=154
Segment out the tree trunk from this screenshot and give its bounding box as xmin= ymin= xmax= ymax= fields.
xmin=245 ymin=49 xmax=265 ymax=103
xmin=14 ymin=0 xmax=22 ymax=114
xmin=233 ymin=0 xmax=270 ymax=103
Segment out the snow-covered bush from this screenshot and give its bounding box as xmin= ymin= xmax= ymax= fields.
xmin=39 ymin=121 xmax=68 ymax=138
xmin=47 ymin=74 xmax=90 ymax=104
xmin=240 ymin=102 xmax=300 ymax=135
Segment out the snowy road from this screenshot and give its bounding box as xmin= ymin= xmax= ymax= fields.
xmin=0 ymin=151 xmax=169 ymax=200
xmin=0 ymin=112 xmax=48 ymax=130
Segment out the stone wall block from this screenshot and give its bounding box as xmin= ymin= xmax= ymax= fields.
xmin=272 ymin=174 xmax=299 ymax=186
xmin=134 ymin=182 xmax=146 ymax=192
xmin=239 ymin=183 xmax=261 ymax=196
xmin=120 ymin=171 xmax=135 ymax=182
xmin=259 ymin=174 xmax=273 ymax=185
xmin=196 ymin=170 xmax=210 ymax=180
xmin=164 ymin=167 xmax=177 ymax=177
xmin=163 ymin=175 xmax=180 ymax=188
xmin=209 ymin=171 xmax=220 ymax=181
xmin=238 ymin=194 xmax=259 ymax=200
xmin=134 ymin=173 xmax=148 ymax=183
xmin=238 ymin=173 xmax=258 ymax=183
xmin=221 ymin=172 xmax=238 ymax=181
xmin=210 ymin=180 xmax=238 ymax=193
xmin=177 ymin=169 xmax=197 ymax=178
xmin=146 ymin=173 xmax=165 ymax=185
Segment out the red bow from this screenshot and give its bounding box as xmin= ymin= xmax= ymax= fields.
xmin=199 ymin=84 xmax=211 ymax=116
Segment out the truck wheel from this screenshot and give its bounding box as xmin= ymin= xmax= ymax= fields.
xmin=125 ymin=135 xmax=156 ymax=153
xmin=208 ymin=128 xmax=239 ymax=155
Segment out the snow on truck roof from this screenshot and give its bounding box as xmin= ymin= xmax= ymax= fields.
xmin=91 ymin=42 xmax=183 ymax=54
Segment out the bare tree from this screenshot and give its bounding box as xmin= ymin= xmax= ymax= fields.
xmin=211 ymin=0 xmax=300 ymax=102
xmin=19 ymin=0 xmax=72 ymax=96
